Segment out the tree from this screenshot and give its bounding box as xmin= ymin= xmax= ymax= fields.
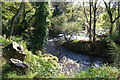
xmin=118 ymin=1 xmax=120 ymax=34
xmin=83 ymin=1 xmax=92 ymax=40
xmin=50 ymin=2 xmax=72 ymax=35
xmin=92 ymin=0 xmax=99 ymax=42
xmin=2 ymin=2 xmax=20 ymax=36
xmin=50 ymin=2 xmax=84 ymax=42
xmin=2 ymin=2 xmax=35 ymax=38
xmin=29 ymin=2 xmax=50 ymax=52
xmin=9 ymin=1 xmax=24 ymax=38
xmin=89 ymin=1 xmax=92 ymax=40
xmin=51 ymin=2 xmax=69 ymax=17
xmin=103 ymin=0 xmax=120 ymax=35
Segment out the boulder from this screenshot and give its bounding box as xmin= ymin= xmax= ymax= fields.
xmin=3 ymin=42 xmax=27 ymax=62
xmin=9 ymin=58 xmax=28 ymax=73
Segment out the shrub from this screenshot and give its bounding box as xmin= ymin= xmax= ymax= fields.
xmin=105 ymin=31 xmax=120 ymax=68
xmin=0 ymin=35 xmax=26 ymax=48
xmin=1 ymin=35 xmax=59 ymax=78
xmin=2 ymin=51 xmax=59 ymax=78
xmin=25 ymin=52 xmax=59 ymax=78
xmin=0 ymin=35 xmax=11 ymax=47
xmin=29 ymin=2 xmax=50 ymax=53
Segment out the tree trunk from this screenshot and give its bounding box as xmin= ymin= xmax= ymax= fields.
xmin=89 ymin=2 xmax=92 ymax=40
xmin=103 ymin=1 xmax=120 ymax=35
xmin=9 ymin=1 xmax=24 ymax=39
xmin=110 ymin=23 xmax=113 ymax=35
xmin=83 ymin=2 xmax=89 ymax=35
xmin=118 ymin=2 xmax=120 ymax=34
xmin=93 ymin=1 xmax=97 ymax=42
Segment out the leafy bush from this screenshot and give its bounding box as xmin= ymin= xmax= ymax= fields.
xmin=10 ymin=36 xmax=27 ymax=47
xmin=25 ymin=52 xmax=59 ymax=78
xmin=1 ymin=35 xmax=59 ymax=78
xmin=50 ymin=13 xmax=82 ymax=42
xmin=29 ymin=2 xmax=50 ymax=52
xmin=0 ymin=35 xmax=26 ymax=48
xmin=62 ymin=22 xmax=81 ymax=42
xmin=109 ymin=31 xmax=120 ymax=45
xmin=0 ymin=35 xmax=11 ymax=48
xmin=2 ymin=51 xmax=59 ymax=78
xmin=109 ymin=40 xmax=120 ymax=68
xmin=108 ymin=32 xmax=120 ymax=68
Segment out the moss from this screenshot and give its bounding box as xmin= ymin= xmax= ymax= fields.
xmin=63 ymin=40 xmax=110 ymax=57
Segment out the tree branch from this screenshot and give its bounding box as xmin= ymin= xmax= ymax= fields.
xmin=103 ymin=0 xmax=113 ymax=23
xmin=22 ymin=7 xmax=34 ymax=24
xmin=112 ymin=15 xmax=120 ymax=23
xmin=28 ymin=14 xmax=35 ymax=23
xmin=9 ymin=1 xmax=24 ymax=38
xmin=83 ymin=2 xmax=89 ymax=24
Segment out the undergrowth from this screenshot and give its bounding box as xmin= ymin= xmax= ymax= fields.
xmin=1 ymin=35 xmax=120 ymax=78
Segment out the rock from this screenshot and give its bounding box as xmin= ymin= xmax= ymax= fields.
xmin=9 ymin=58 xmax=28 ymax=73
xmin=3 ymin=42 xmax=27 ymax=62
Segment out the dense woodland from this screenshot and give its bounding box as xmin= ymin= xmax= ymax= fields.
xmin=1 ymin=0 xmax=120 ymax=78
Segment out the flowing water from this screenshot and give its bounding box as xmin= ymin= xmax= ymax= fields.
xmin=45 ymin=36 xmax=105 ymax=75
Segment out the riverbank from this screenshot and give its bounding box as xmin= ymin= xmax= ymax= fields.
xmin=45 ymin=37 xmax=106 ymax=70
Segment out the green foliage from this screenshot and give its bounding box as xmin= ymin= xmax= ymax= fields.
xmin=1 ymin=35 xmax=58 ymax=78
xmin=50 ymin=3 xmax=83 ymax=42
xmin=0 ymin=35 xmax=11 ymax=49
xmin=30 ymin=2 xmax=50 ymax=52
xmin=0 ymin=35 xmax=27 ymax=49
xmin=14 ymin=2 xmax=35 ymax=36
xmin=109 ymin=40 xmax=120 ymax=68
xmin=55 ymin=64 xmax=119 ymax=78
xmin=63 ymin=40 xmax=110 ymax=56
xmin=52 ymin=2 xmax=70 ymax=17
xmin=10 ymin=36 xmax=27 ymax=47
xmin=108 ymin=32 xmax=120 ymax=68
xmin=2 ymin=2 xmax=35 ymax=37
xmin=2 ymin=2 xmax=20 ymax=36
xmin=109 ymin=31 xmax=120 ymax=41
xmin=74 ymin=64 xmax=119 ymax=78
xmin=2 ymin=50 xmax=59 ymax=78
xmin=50 ymin=2 xmax=84 ymax=35
xmin=63 ymin=22 xmax=82 ymax=42
xmin=50 ymin=13 xmax=66 ymax=34
xmin=96 ymin=11 xmax=110 ymax=35
xmin=25 ymin=52 xmax=59 ymax=78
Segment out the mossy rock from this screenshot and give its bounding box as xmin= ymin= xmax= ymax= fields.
xmin=63 ymin=40 xmax=110 ymax=57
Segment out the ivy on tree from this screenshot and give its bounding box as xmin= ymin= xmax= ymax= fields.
xmin=30 ymin=2 xmax=50 ymax=52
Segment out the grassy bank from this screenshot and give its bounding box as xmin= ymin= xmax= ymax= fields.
xmin=1 ymin=35 xmax=120 ymax=78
